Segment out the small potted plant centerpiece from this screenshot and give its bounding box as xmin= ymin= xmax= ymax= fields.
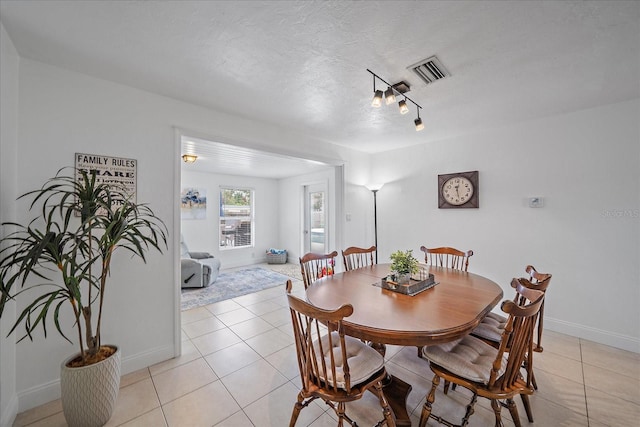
xmin=389 ymin=249 xmax=420 ymax=285
xmin=0 ymin=168 xmax=167 ymax=427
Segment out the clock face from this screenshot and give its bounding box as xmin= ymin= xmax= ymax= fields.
xmin=442 ymin=176 xmax=474 ymax=206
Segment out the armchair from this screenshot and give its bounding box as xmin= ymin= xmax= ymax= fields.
xmin=180 ymin=234 xmax=221 ymax=288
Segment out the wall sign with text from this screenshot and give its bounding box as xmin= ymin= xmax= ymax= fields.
xmin=75 ymin=153 xmax=137 ymax=203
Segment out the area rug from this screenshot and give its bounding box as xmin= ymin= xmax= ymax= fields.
xmin=262 ymin=262 xmax=303 ymax=280
xmin=181 ymin=267 xmax=291 ymax=311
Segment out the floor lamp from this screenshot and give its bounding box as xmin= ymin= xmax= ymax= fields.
xmin=366 ymin=183 xmax=384 ymax=264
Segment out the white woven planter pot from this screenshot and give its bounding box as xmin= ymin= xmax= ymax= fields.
xmin=60 ymin=345 xmax=121 ymax=427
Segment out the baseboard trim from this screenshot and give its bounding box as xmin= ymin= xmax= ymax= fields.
xmin=16 ymin=343 xmax=176 ymax=413
xmin=545 ymin=316 xmax=639 ymax=353
xmin=0 ymin=394 xmax=18 ymax=427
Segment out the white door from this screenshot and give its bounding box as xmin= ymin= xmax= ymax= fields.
xmin=303 ymin=184 xmax=327 ymax=254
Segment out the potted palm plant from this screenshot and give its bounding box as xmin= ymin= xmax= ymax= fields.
xmin=0 ymin=168 xmax=167 ymax=427
xmin=389 ymin=249 xmax=419 ymax=284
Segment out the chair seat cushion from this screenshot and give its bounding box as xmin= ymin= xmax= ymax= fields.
xmin=315 ymin=332 xmax=384 ymax=389
xmin=423 ymin=335 xmax=506 ymax=384
xmin=471 ymin=312 xmax=507 ymax=343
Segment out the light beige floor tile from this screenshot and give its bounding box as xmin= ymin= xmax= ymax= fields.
xmin=232 ymin=291 xmax=272 ymax=307
xmin=532 ymin=367 xmax=587 ymax=416
xmin=13 ymin=399 xmax=63 ymax=426
xmin=204 ymin=299 xmax=243 ymax=315
xmin=216 ymin=307 xmax=258 ymax=326
xmin=152 ymin=358 xmax=218 ymax=405
xmin=182 ymin=315 xmax=227 ymax=339
xmin=118 ymin=407 xmax=167 ymax=427
xmin=308 ymin=412 xmax=342 ymax=427
xmin=387 ymin=359 xmax=435 ymax=415
xmin=213 ymin=410 xmax=254 ymax=426
xmin=149 ymin=339 xmax=202 ymax=376
xmin=244 ymin=300 xmax=282 ymax=316
xmin=581 ymin=339 xmax=640 ymax=379
xmin=191 ymin=327 xmax=242 ymax=356
xmin=243 ymin=382 xmax=325 ymax=427
xmin=515 ymin=393 xmax=589 ymax=426
xmin=181 ymin=306 xmax=214 ymax=324
xmin=229 ymin=316 xmax=275 ymax=340
xmin=120 ymin=367 xmax=150 ymax=388
xmin=585 ymin=385 xmax=640 ymax=426
xmin=105 ymin=377 xmax=160 ymax=426
xmin=221 ymin=359 xmax=289 ymax=407
xmin=264 ymin=344 xmax=300 ymax=380
xmin=162 ymin=381 xmax=240 ymax=427
xmin=205 ymin=341 xmax=262 ymax=378
xmin=583 ymin=362 xmax=640 ymax=404
xmin=535 ymin=350 xmax=584 ymax=384
xmin=17 ymin=411 xmax=66 ymax=427
xmin=540 ymin=330 xmax=582 ymax=361
xmin=245 ymin=327 xmax=294 ymax=357
xmin=260 ymin=307 xmax=292 ymax=327
xmin=388 ymin=345 xmax=430 ymax=378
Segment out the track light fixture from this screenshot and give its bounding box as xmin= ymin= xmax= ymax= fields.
xmin=367 ymin=69 xmax=424 ymax=131
xmin=414 ymin=110 xmax=425 ymax=131
xmin=182 ymin=154 xmax=198 ymax=163
xmin=371 ymin=74 xmax=383 ymax=108
xmin=398 ymin=98 xmax=409 ymax=115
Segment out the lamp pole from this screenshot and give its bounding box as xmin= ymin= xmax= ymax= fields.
xmin=372 ymin=189 xmax=379 ymax=264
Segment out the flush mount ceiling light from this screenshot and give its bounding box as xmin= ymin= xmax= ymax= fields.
xmin=182 ymin=154 xmax=198 ymax=163
xmin=367 ymin=69 xmax=424 ymax=131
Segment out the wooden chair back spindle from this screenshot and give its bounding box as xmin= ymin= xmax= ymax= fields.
xmin=341 ymin=245 xmax=376 ymax=271
xmin=299 ymin=251 xmax=338 ymax=289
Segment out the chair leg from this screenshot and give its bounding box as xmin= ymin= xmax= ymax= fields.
xmin=460 ymin=392 xmax=478 ymax=427
xmin=419 ymin=375 xmax=440 ymax=427
xmin=490 ymin=399 xmax=505 ymax=427
xmin=417 ymin=345 xmax=423 ymax=359
xmin=289 ymin=392 xmax=305 ymax=427
xmin=443 ymin=380 xmax=450 ymax=394
xmin=506 ymin=398 xmax=523 ymax=427
xmin=520 ymin=394 xmax=534 ymax=422
xmin=372 ymin=381 xmax=396 ymax=427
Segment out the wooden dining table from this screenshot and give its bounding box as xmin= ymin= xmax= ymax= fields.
xmin=306 ymin=264 xmax=504 ymax=426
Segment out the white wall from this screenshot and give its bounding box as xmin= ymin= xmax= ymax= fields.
xmin=371 ymin=99 xmax=640 ymax=352
xmin=0 ymin=21 xmax=20 ymax=427
xmin=181 ymin=170 xmax=279 ymax=269
xmin=7 ymin=58 xmax=366 ymax=413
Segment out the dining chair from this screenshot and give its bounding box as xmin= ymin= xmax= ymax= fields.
xmin=299 ymin=251 xmax=338 ymax=289
xmin=419 ymin=245 xmax=474 ymax=271
xmin=472 ymin=265 xmax=552 ymax=352
xmin=419 ymin=280 xmax=545 ymax=427
xmin=417 ymin=245 xmax=474 ymax=358
xmin=285 ymin=280 xmax=396 ymax=427
xmin=341 ymin=245 xmax=376 ymax=271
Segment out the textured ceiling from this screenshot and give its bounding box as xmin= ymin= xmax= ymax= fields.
xmin=1 ymin=0 xmax=639 ymax=158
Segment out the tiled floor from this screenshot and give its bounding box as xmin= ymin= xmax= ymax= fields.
xmin=13 ymin=276 xmax=640 ymax=426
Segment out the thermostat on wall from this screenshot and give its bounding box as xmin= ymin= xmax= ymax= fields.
xmin=528 ymin=197 xmax=544 ymax=208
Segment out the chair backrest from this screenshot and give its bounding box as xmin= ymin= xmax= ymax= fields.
xmin=419 ymin=246 xmax=474 ymax=271
xmin=489 ymin=279 xmax=545 ymax=390
xmin=342 ymin=246 xmax=376 ymax=271
xmin=285 ymin=280 xmax=356 ymax=394
xmin=525 ymin=265 xmax=552 ymax=292
xmin=299 ymin=251 xmax=338 ymax=289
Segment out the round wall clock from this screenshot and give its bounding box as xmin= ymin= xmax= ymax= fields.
xmin=438 ymin=171 xmax=479 ymax=209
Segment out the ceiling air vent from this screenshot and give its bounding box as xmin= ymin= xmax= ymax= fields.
xmin=408 ymin=55 xmax=450 ymax=85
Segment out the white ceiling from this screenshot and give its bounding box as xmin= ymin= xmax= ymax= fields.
xmin=1 ymin=1 xmax=638 ymax=175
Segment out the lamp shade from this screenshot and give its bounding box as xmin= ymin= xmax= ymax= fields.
xmin=371 ymin=90 xmax=383 ymax=108
xmin=384 ymin=87 xmax=396 ymax=105
xmin=365 ymin=183 xmax=384 ymax=192
xmin=414 ymin=117 xmax=424 ymax=131
xmin=398 ymin=99 xmax=409 ymax=114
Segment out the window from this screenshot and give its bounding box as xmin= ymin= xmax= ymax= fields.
xmin=219 ymin=187 xmax=254 ymax=249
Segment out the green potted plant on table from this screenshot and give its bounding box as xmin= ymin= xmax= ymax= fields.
xmin=0 ymin=168 xmax=167 ymax=427
xmin=389 ymin=249 xmax=420 ymax=284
